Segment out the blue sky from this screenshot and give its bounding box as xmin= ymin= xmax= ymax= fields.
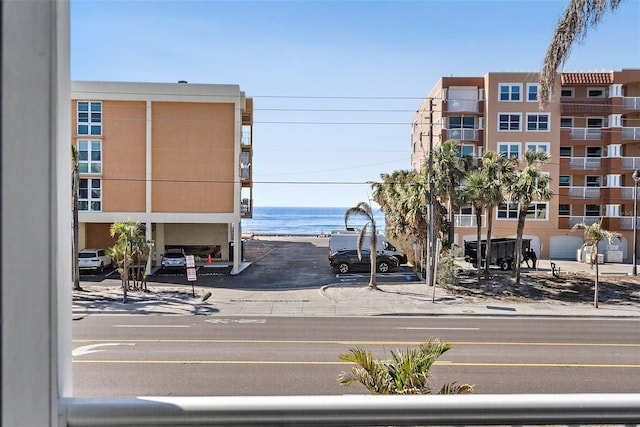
xmin=71 ymin=0 xmax=640 ymax=208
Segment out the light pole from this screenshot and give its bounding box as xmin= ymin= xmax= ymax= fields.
xmin=632 ymin=169 xmax=640 ymax=275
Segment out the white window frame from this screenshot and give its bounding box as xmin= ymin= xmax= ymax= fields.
xmin=561 ymin=87 xmax=574 ymax=97
xmin=558 ymin=203 xmax=571 ymax=216
xmin=526 ymin=202 xmax=549 ymax=220
xmin=498 ymin=142 xmax=521 ymax=160
xmin=526 ymin=83 xmax=539 ymax=102
xmin=586 ymin=175 xmax=602 ymax=187
xmin=526 ymin=142 xmax=550 ymax=154
xmin=498 ymin=83 xmax=522 ymax=102
xmin=458 ymin=144 xmax=475 ymax=157
xmin=77 ymin=139 xmax=102 ymax=174
xmin=585 ymin=204 xmax=602 ymax=216
xmin=498 ymin=113 xmax=521 ymax=131
xmin=526 ymin=113 xmax=550 ymax=132
xmin=587 ymin=87 xmax=605 ymax=98
xmin=559 ymin=175 xmax=571 ymax=187
xmin=79 ymin=178 xmax=102 ymax=212
xmin=559 ymin=146 xmax=572 ymax=157
xmin=76 ymin=100 xmax=102 ymax=136
xmin=497 ymin=201 xmax=519 ymax=220
xmin=560 ymin=117 xmax=573 ymax=128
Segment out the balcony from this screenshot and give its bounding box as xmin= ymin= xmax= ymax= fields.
xmin=560 ymin=97 xmax=612 ymax=115
xmin=446 ymin=99 xmax=479 ymax=113
xmin=619 ymin=217 xmax=640 ymax=229
xmin=454 ymin=214 xmax=484 ymax=228
xmin=623 ymin=97 xmax=640 ymax=110
xmin=569 ymin=157 xmax=601 ymax=170
xmin=622 ymin=127 xmax=640 ymax=140
xmin=570 ymin=127 xmax=602 ymax=140
xmin=568 ymin=216 xmax=601 ymax=228
xmin=569 ymin=187 xmax=601 ymax=199
xmin=621 ymin=157 xmax=640 ymax=170
xmin=446 ymin=128 xmax=478 ymax=142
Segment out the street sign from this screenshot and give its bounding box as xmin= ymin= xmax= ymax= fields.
xmin=186 ymin=267 xmax=197 ymax=281
xmin=185 ymin=255 xmax=195 ymax=268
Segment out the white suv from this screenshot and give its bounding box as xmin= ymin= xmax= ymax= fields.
xmin=79 ymin=248 xmax=112 ymax=273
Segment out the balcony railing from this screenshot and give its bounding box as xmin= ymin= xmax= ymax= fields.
xmin=623 ymin=96 xmax=640 ymax=110
xmin=622 ymin=127 xmax=640 ymax=140
xmin=560 ymin=97 xmax=612 ymax=114
xmin=568 ymin=187 xmax=601 ymax=199
xmin=570 ymin=127 xmax=602 ymax=140
xmin=621 ymin=157 xmax=640 ymax=170
xmin=446 ymin=99 xmax=479 ymax=113
xmin=454 ymin=214 xmax=484 ymax=228
xmin=568 ymin=216 xmax=601 ymax=228
xmin=446 ymin=128 xmax=478 ymax=141
xmin=569 ymin=157 xmax=601 ymax=170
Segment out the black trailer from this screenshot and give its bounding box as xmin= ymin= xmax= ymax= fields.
xmin=464 ymin=238 xmax=532 ymax=271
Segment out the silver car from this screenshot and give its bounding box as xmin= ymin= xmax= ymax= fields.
xmin=161 ymin=249 xmax=187 ymax=271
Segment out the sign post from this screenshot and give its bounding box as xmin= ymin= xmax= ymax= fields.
xmin=185 ymin=255 xmax=197 ymax=296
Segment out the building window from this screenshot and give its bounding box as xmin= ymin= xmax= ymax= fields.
xmin=497 ymin=202 xmax=519 ymax=219
xmin=561 ymin=88 xmax=574 ymax=97
xmin=587 ymin=146 xmax=602 ymax=157
xmin=587 ymin=88 xmax=605 ymax=98
xmin=449 ymin=116 xmax=475 ymax=129
xmin=77 ymin=101 xmax=102 ymax=136
xmin=526 ymin=83 xmax=538 ymax=102
xmin=498 ymin=143 xmax=520 ymax=160
xmin=526 ymin=202 xmax=548 ymax=220
xmin=457 ymin=145 xmax=475 ymax=157
xmin=527 ymin=113 xmax=550 ymax=131
xmin=585 ymin=204 xmax=601 ymax=216
xmin=559 ymin=204 xmax=571 ymax=216
xmin=559 ymin=176 xmax=571 ymax=187
xmin=587 ymin=117 xmax=604 ymax=128
xmin=560 ymin=117 xmax=573 ymax=128
xmin=526 ymin=142 xmax=549 ymax=154
xmin=559 ymin=146 xmax=572 ymax=157
xmin=78 ymin=178 xmax=102 ymax=212
xmin=586 ymin=176 xmax=601 ymax=187
xmin=498 ymin=113 xmax=521 ymax=131
xmin=77 ymin=140 xmax=102 ymax=174
xmin=499 ymin=84 xmax=521 ymax=101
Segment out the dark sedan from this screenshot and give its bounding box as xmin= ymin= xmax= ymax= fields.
xmin=329 ymin=249 xmax=398 ymax=274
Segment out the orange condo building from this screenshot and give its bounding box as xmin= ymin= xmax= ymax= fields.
xmin=71 ymin=81 xmax=253 ymax=274
xmin=411 ymin=69 xmax=640 ymax=261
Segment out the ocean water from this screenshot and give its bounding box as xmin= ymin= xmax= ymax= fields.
xmin=242 ymin=206 xmax=386 ymax=235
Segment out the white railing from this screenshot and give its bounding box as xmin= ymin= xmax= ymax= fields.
xmin=447 ymin=128 xmax=478 ymax=141
xmin=568 ymin=216 xmax=601 ymax=228
xmin=621 ymin=157 xmax=640 ymax=170
xmin=59 ymin=394 xmax=640 ymax=426
xmin=619 ymin=217 xmax=640 ymax=229
xmin=569 ymin=157 xmax=601 ymax=170
xmin=622 ymin=127 xmax=640 ymax=140
xmin=454 ymin=214 xmax=485 ymax=228
xmin=568 ymin=187 xmax=601 ymax=199
xmin=623 ymin=96 xmax=640 ymax=110
xmin=570 ymin=127 xmax=602 ymax=140
xmin=446 ymin=99 xmax=479 ymax=113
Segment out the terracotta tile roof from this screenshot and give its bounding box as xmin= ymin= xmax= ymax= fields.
xmin=561 ymin=72 xmax=614 ymax=85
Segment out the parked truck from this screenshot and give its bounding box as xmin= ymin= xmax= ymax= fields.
xmin=329 ymin=231 xmax=407 ymax=264
xmin=464 ymin=238 xmax=533 ymax=271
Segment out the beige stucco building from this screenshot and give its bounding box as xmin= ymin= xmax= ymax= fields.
xmin=72 ymin=81 xmax=253 ymax=273
xmin=411 ymin=69 xmax=640 ymax=260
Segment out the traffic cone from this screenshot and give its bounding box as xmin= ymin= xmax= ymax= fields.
xmin=207 ymin=254 xmax=212 ymax=264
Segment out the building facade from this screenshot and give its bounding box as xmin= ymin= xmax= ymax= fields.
xmin=411 ymin=69 xmax=640 ymax=260
xmin=72 ymin=81 xmax=253 ymax=274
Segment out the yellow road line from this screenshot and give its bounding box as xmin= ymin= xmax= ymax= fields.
xmin=71 ymin=359 xmax=640 ymax=368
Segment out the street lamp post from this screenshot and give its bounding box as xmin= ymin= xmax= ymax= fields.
xmin=632 ymin=170 xmax=640 ymax=275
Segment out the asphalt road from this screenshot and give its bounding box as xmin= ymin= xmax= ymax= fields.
xmin=72 ymin=315 xmax=640 ymax=397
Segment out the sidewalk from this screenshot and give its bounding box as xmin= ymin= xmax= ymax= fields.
xmin=72 ymin=258 xmax=640 ymax=318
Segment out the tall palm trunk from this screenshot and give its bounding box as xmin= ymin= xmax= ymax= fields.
xmin=594 ymin=248 xmax=600 ymax=308
xmin=474 ymin=208 xmax=482 ymax=286
xmin=71 ymin=147 xmax=81 ymax=290
xmin=484 ymin=206 xmax=495 ymax=276
xmin=512 ymin=206 xmax=528 ymax=284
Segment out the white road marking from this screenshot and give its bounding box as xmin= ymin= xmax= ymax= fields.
xmin=114 ymin=325 xmax=190 ymax=328
xmin=72 ymin=343 xmax=135 ymax=357
xmin=205 ymin=319 xmax=267 ymax=324
xmin=397 ymin=327 xmax=480 ymax=331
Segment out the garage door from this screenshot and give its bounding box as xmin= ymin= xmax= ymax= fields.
xmin=549 ymin=236 xmax=583 ymax=259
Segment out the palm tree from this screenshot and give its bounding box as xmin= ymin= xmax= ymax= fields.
xmin=463 ymin=169 xmax=489 ymax=285
xmin=71 ymin=145 xmax=81 ymax=291
xmin=109 ymin=220 xmax=146 ymax=302
xmin=481 ymin=151 xmax=517 ymax=276
xmin=504 ymin=151 xmax=553 ymax=285
xmin=539 ymin=0 xmax=623 ymax=105
xmin=572 ymin=218 xmax=621 ymax=308
xmin=433 ymin=140 xmax=474 ymax=248
xmin=338 ymin=339 xmax=473 ymax=395
xmin=344 ymin=201 xmax=380 ymax=290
